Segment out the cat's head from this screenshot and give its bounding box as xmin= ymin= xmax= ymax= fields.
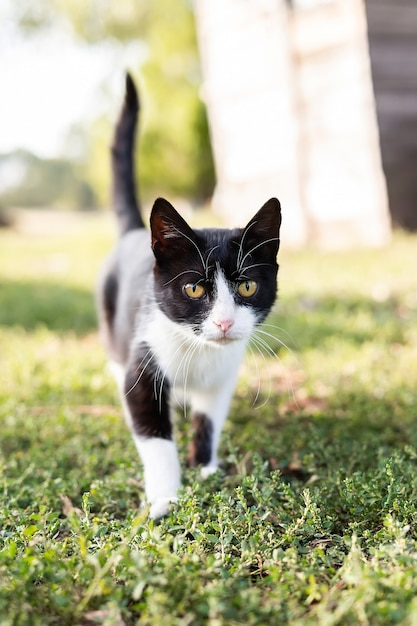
xmin=150 ymin=197 xmax=281 ymax=346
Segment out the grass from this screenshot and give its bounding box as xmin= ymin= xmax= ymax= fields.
xmin=1 ymin=210 xmax=417 ymax=625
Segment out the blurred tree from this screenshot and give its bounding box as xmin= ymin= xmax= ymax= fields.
xmin=0 ymin=150 xmax=97 ymax=210
xmin=7 ymin=0 xmax=215 ymax=206
xmin=139 ymin=0 xmax=215 ymax=200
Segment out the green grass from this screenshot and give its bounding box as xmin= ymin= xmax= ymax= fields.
xmin=1 ymin=211 xmax=417 ymax=625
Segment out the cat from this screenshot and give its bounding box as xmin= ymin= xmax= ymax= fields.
xmin=97 ymin=73 xmax=282 ymax=519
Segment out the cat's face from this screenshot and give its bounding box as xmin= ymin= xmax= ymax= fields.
xmin=150 ymin=198 xmax=281 ymax=346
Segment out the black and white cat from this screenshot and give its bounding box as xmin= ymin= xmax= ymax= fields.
xmin=97 ymin=74 xmax=282 ymax=519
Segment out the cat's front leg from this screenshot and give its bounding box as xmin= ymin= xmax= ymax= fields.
xmin=188 ymin=411 xmax=214 ymax=472
xmin=124 ymin=346 xmax=180 ymax=519
xmin=188 ymin=380 xmax=237 ymax=477
xmin=134 ymin=437 xmax=181 ymax=519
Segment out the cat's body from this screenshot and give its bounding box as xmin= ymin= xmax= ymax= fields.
xmin=97 ymin=75 xmax=281 ymax=518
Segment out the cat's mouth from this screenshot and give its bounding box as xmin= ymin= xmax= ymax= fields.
xmin=207 ymin=332 xmax=241 ymax=346
xmin=212 ymin=336 xmax=235 ymax=345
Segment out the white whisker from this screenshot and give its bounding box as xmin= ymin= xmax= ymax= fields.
xmin=248 ymin=337 xmax=276 ymax=409
xmin=125 ymin=350 xmax=154 ymax=396
xmin=204 ymin=245 xmax=220 ymax=277
xmin=255 ymin=328 xmax=298 ymax=361
xmin=237 ymin=220 xmax=257 ymax=270
xmin=172 ymin=226 xmax=207 ymax=274
xmin=251 ymin=331 xmax=300 ymax=410
xmin=251 ymin=334 xmax=279 ymax=360
xmin=260 ymin=323 xmax=299 ymax=351
xmin=247 ymin=343 xmax=262 ymax=406
xmin=163 ymin=269 xmax=203 ymax=287
xmin=154 ymin=333 xmax=191 ymax=412
xmin=181 ymin=337 xmax=201 ymax=412
xmin=238 ymin=237 xmax=280 ymax=273
xmin=234 ymin=262 xmax=275 ymax=279
xmin=171 ymin=334 xmax=201 ymax=408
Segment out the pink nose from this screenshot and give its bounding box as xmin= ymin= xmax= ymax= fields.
xmin=213 ymin=319 xmax=234 ymax=333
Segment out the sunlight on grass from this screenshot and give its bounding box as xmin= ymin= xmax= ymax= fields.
xmin=1 ymin=211 xmax=417 ymax=625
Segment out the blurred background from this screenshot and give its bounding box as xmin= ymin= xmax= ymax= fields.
xmin=0 ymin=0 xmax=416 ymax=248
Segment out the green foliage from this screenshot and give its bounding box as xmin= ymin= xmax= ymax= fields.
xmin=11 ymin=0 xmax=149 ymax=42
xmin=2 ymin=216 xmax=417 ymax=624
xmin=137 ymin=0 xmax=215 ymax=200
xmin=5 ymin=0 xmax=215 ymax=207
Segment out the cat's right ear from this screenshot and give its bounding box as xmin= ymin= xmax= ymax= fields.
xmin=150 ymin=197 xmax=196 ymax=260
xmin=242 ymin=197 xmax=282 ymax=259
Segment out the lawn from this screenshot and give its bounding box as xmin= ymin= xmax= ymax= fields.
xmin=1 ymin=210 xmax=417 ymax=625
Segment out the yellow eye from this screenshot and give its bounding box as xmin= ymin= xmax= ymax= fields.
xmin=237 ymin=280 xmax=258 ymax=297
xmin=184 ymin=283 xmax=206 ymax=299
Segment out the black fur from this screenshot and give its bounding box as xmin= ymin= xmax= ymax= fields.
xmin=101 ymin=271 xmax=118 ymax=346
xmin=188 ymin=413 xmax=213 ymax=467
xmin=111 ymin=73 xmax=144 ymax=235
xmin=125 ymin=343 xmax=172 ymax=440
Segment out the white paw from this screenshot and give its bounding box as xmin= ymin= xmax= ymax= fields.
xmin=149 ymin=497 xmax=178 ymax=520
xmin=201 ymin=465 xmax=218 ymax=479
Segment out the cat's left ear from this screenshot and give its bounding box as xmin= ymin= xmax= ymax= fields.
xmin=243 ymin=197 xmax=282 ymax=258
xmin=150 ymin=197 xmax=197 ymax=260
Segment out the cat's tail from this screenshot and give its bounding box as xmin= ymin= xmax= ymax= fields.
xmin=111 ymin=72 xmax=145 ymax=235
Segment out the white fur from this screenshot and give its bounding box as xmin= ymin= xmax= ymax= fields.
xmin=143 ymin=310 xmax=247 ymax=394
xmin=201 ymin=272 xmax=256 ymax=343
xmin=142 ymin=272 xmax=256 ymax=391
xmin=133 ymin=436 xmax=181 ymax=519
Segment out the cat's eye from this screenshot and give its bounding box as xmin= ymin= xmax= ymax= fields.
xmin=183 ymin=283 xmax=206 ymax=299
xmin=237 ymin=280 xmax=258 ymax=298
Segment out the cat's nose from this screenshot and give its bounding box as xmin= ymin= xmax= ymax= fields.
xmin=213 ymin=319 xmax=234 ymax=334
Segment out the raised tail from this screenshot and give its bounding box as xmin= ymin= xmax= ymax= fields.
xmin=111 ymin=73 xmax=145 ymax=235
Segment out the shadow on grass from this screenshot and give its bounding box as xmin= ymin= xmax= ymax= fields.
xmin=0 ymin=279 xmax=96 ymax=334
xmin=227 ymin=382 xmax=417 ymax=497
xmin=267 ymin=293 xmax=410 ymax=352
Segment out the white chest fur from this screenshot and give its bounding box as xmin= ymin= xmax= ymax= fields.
xmin=143 ymin=308 xmax=247 ymax=393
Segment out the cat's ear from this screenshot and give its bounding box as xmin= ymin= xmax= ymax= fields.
xmin=242 ymin=197 xmax=282 ymax=258
xmin=150 ymin=197 xmax=197 ymax=259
